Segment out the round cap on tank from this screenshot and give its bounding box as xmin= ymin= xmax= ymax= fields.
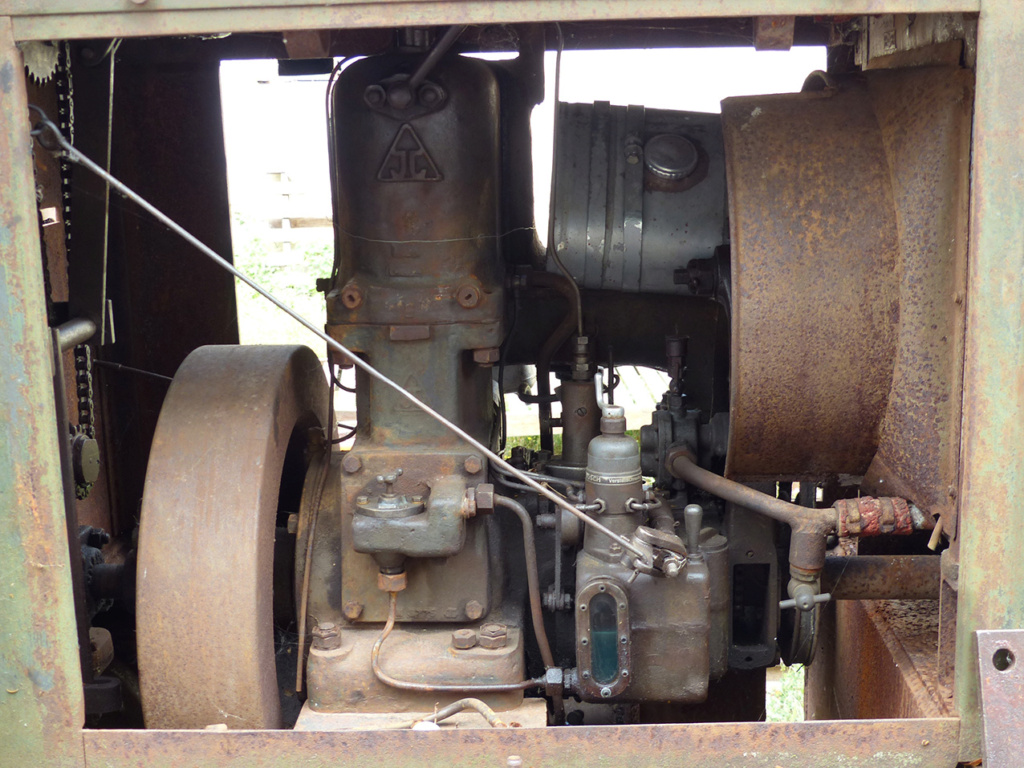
xmin=644 ymin=134 xmax=699 ymax=180
xmin=600 ymin=405 xmax=627 ymax=435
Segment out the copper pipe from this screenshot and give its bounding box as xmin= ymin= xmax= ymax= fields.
xmin=371 ymin=592 xmax=542 ymax=693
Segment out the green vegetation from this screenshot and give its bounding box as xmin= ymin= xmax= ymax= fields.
xmin=765 ymin=664 xmax=805 ymax=722
xmin=232 ymin=218 xmax=334 ymax=352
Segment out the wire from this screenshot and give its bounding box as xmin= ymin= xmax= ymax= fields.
xmin=544 ymin=22 xmax=583 ymax=339
xmin=28 ymin=105 xmax=654 ymax=568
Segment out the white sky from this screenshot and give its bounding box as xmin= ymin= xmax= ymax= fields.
xmin=219 ymin=46 xmax=827 ymax=236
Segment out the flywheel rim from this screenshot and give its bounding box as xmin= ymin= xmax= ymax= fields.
xmin=137 ymin=344 xmax=328 ymax=729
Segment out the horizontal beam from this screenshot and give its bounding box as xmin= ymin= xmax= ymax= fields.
xmin=6 ymin=0 xmax=982 ymax=42
xmin=83 ymin=719 xmax=959 ymax=768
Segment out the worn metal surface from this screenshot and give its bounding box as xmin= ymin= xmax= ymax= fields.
xmin=807 ymin=599 xmax=947 ymax=720
xmin=0 ymin=15 xmax=86 ymax=767
xmin=823 ymin=555 xmax=940 ymax=601
xmin=4 ymin=2 xmax=984 ymax=43
xmin=955 ymin=1 xmax=1024 ymax=761
xmin=723 ymin=65 xmax=972 ymax=543
xmin=976 ymin=629 xmax=1024 ymax=768
xmin=137 ymin=345 xmax=328 ymax=729
xmin=722 ymin=80 xmax=901 ymax=481
xmin=550 ymin=102 xmax=727 ymax=296
xmin=82 ymin=718 xmax=960 ymax=767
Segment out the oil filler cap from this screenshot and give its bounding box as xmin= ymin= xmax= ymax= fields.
xmin=644 ymin=134 xmax=698 ymax=180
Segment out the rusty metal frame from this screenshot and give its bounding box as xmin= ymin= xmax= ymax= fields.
xmin=2 ymin=1 xmax=1022 ymax=766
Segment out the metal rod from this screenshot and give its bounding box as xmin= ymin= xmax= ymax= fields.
xmin=822 ymin=555 xmax=940 ymax=600
xmin=372 ymin=591 xmax=542 ymax=693
xmin=408 ymin=24 xmax=466 ymax=90
xmin=56 ymin=317 xmax=96 ymax=351
xmin=28 ymin=108 xmax=652 ymax=568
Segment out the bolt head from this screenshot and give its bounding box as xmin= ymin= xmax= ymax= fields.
xmin=341 ymin=284 xmax=363 ymax=309
xmin=472 ymin=347 xmax=500 ymax=366
xmin=342 ymin=453 xmax=362 ymax=473
xmin=600 ymin=686 xmax=612 ymax=698
xmin=478 ymin=623 xmax=508 ymax=649
xmin=451 ymin=628 xmax=477 ymax=650
xmin=311 ymin=622 xmax=341 ymax=651
xmin=286 ymin=513 xmax=299 ymax=535
xmin=342 ymin=601 xmax=364 ymax=621
xmin=464 ymin=455 xmax=483 ymax=474
xmin=465 ymin=600 xmax=485 ymax=621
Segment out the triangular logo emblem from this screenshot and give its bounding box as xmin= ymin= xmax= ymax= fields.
xmin=377 ymin=124 xmax=442 ymax=182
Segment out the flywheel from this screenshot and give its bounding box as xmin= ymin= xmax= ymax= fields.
xmin=137 ymin=345 xmax=329 ymax=729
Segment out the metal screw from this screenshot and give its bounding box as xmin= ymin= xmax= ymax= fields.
xmin=581 ymin=671 xmax=590 ymax=679
xmin=342 ymin=601 xmax=364 ymax=621
xmin=621 ymin=670 xmax=629 ymax=677
xmin=451 ymin=628 xmax=477 ymax=650
xmin=575 ymin=407 xmax=588 ymax=417
xmin=356 ymin=495 xmax=369 ymax=505
xmin=311 ymin=622 xmax=341 ymax=651
xmin=600 ymin=686 xmax=612 ymax=698
xmin=342 ymin=453 xmax=362 ymax=473
xmin=464 ymin=455 xmax=483 ymax=474
xmin=609 ymin=543 xmax=623 ymax=556
xmin=465 ymin=600 xmax=484 ymax=620
xmin=620 ymin=636 xmax=627 ymax=644
xmin=580 ymin=637 xmax=588 ymax=646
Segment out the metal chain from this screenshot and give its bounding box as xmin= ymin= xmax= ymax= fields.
xmin=73 ymin=344 xmax=95 ymax=440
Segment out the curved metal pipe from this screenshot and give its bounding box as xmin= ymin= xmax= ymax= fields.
xmin=527 ymin=271 xmax=580 ymax=453
xmin=666 ymin=448 xmax=836 ymax=573
xmin=494 ymin=494 xmax=555 ymax=671
xmin=372 ymin=592 xmax=542 ymax=693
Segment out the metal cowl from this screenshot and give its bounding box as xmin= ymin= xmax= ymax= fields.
xmin=644 ymin=134 xmax=699 ymax=180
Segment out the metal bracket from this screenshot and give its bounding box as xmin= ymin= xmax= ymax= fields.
xmin=976 ymin=629 xmax=1024 ymax=767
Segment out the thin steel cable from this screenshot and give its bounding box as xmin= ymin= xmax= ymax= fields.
xmin=28 ymin=107 xmax=652 ymax=568
xmin=545 ymin=22 xmax=583 ymax=338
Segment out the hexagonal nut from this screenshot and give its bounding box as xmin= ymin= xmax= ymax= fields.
xmin=342 ymin=600 xmax=364 ymax=621
xmin=377 ymin=571 xmax=407 ymax=593
xmin=451 ymin=628 xmax=478 ymax=650
xmin=311 ymin=622 xmax=341 ymax=651
xmin=472 ymin=347 xmax=500 ymax=366
xmin=465 ymin=600 xmax=485 ymax=621
xmin=286 ymin=513 xmax=299 ymax=535
xmin=475 ymin=483 xmax=495 ymax=514
xmin=478 ymin=623 xmax=508 ymax=650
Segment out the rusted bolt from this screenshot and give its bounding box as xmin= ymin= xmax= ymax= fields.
xmin=464 ymin=455 xmax=483 ymax=474
xmin=608 ymin=542 xmax=623 ymax=556
xmin=311 ymin=622 xmax=341 ymax=651
xmin=377 ymin=571 xmax=407 ymax=593
xmin=341 ymin=283 xmax=363 ymax=309
xmin=575 ymin=407 xmax=588 ymax=417
xmin=451 ymin=628 xmax=477 ymax=650
xmin=342 ymin=453 xmax=362 ymax=474
xmin=364 ymin=84 xmax=386 ymax=107
xmin=356 ymin=495 xmax=369 ymax=505
xmin=478 ymin=623 xmax=508 ymax=649
xmin=418 ymin=83 xmax=443 ymax=106
xmin=342 ymin=601 xmax=364 ymax=621
xmin=472 ymin=347 xmax=500 ymax=366
xmin=465 ymin=600 xmax=485 ymax=620
xmin=286 ymin=513 xmax=299 ymax=535
xmin=455 ymin=284 xmax=481 ymax=308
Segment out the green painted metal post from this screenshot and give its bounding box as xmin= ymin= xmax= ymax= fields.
xmin=956 ymin=0 xmax=1024 ymax=761
xmin=0 ymin=17 xmax=86 ymax=768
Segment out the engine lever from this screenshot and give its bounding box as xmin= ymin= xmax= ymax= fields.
xmin=779 ymin=592 xmax=831 ymax=612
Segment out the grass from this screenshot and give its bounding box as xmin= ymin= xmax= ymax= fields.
xmin=765 ymin=664 xmax=805 ymax=722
